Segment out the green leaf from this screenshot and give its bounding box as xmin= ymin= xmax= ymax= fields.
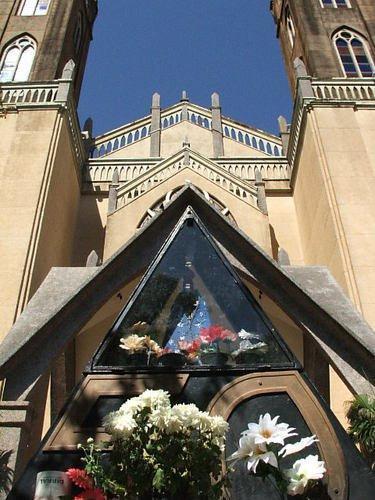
xmin=152 ymin=468 xmax=165 ymax=492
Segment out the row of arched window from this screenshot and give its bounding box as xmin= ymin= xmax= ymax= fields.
xmin=0 ymin=11 xmax=84 ymax=83
xmin=285 ymin=6 xmax=375 ymax=78
xmin=19 ymin=0 xmax=50 ymax=16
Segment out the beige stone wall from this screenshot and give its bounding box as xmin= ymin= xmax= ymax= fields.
xmin=72 ymin=193 xmax=108 ymax=266
xmin=0 ymin=108 xmax=80 ymax=339
xmin=267 ymin=196 xmax=304 ymax=264
xmin=293 ymin=106 xmax=375 ymax=328
xmin=103 ymin=170 xmax=271 ymax=260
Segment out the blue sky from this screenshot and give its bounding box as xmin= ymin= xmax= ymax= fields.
xmin=78 ymin=0 xmax=292 ymax=137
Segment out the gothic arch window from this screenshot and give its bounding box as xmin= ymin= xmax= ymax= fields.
xmin=333 ymin=29 xmax=375 ymax=77
xmin=0 ymin=36 xmax=36 ymax=82
xmin=19 ymin=0 xmax=50 ymax=16
xmin=320 ymin=0 xmax=351 ymax=8
xmin=285 ymin=6 xmax=296 ymax=48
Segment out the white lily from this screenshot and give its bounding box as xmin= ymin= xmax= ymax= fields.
xmin=279 ymin=435 xmax=318 ymax=458
xmin=243 ymin=413 xmax=297 ymax=446
xmin=285 ymin=455 xmax=326 ymax=496
xmin=227 ymin=434 xmax=278 ymax=473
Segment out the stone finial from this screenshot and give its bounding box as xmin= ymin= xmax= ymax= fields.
xmin=86 ymin=250 xmax=100 ymax=267
xmin=211 ymin=92 xmax=220 ymax=108
xmin=150 ymin=93 xmax=161 ymax=157
xmin=255 ymin=170 xmax=268 ymax=215
xmin=182 ymin=136 xmax=190 ymax=148
xmin=83 ymin=117 xmax=93 ymax=138
xmin=61 ymin=59 xmax=76 ymax=80
xmin=151 ymin=92 xmax=160 ymax=108
xmin=278 ymin=115 xmax=288 ymax=134
xmin=112 ymin=168 xmax=119 ymax=184
xmin=293 ymin=57 xmax=308 ymax=78
xmin=278 ymin=247 xmax=291 ymax=266
xmin=181 ymin=90 xmax=189 ymax=102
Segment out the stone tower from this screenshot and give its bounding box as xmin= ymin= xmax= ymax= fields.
xmin=272 ymin=0 xmax=375 ymax=89
xmin=272 ymin=0 xmax=375 ymax=328
xmin=0 ymin=0 xmax=97 ymax=338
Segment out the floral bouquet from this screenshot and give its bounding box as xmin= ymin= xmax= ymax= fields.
xmin=119 ymin=322 xmax=161 ymax=365
xmin=231 ymin=329 xmax=268 ymax=364
xmin=178 ymin=338 xmax=202 ymax=362
xmin=228 ymin=413 xmax=326 ymax=497
xmin=70 ymin=390 xmax=229 ymax=499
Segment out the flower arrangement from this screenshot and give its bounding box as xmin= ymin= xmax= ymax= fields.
xmin=231 ymin=329 xmax=268 ymax=361
xmin=199 ymin=325 xmax=237 ymax=351
xmin=178 ymin=337 xmax=202 ymax=360
xmin=66 ymin=467 xmax=105 ymax=500
xmin=72 ymin=390 xmax=229 ymax=499
xmin=119 ymin=334 xmax=161 ymax=355
xmin=228 ymin=413 xmax=326 ymax=497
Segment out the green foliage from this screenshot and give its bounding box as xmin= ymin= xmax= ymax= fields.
xmin=346 ymin=394 xmax=375 ymax=452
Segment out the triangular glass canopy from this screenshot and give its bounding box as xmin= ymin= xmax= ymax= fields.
xmin=92 ymin=209 xmax=295 ymax=370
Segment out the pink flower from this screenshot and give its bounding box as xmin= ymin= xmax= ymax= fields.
xmin=74 ymin=489 xmax=106 ymax=500
xmin=66 ymin=469 xmax=93 ymax=490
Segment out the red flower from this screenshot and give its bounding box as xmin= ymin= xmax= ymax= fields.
xmin=199 ymin=325 xmax=236 ymax=343
xmin=66 ymin=468 xmax=93 ymax=490
xmin=74 ymin=489 xmax=106 ymax=500
xmin=179 ymin=338 xmax=202 ymax=355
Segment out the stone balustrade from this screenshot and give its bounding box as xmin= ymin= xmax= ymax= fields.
xmin=114 ymin=152 xmax=258 ymax=211
xmin=88 ymin=102 xmax=283 ymax=159
xmin=84 ymin=157 xmax=291 ymax=190
xmin=288 ymin=77 xmax=375 ymax=168
xmin=0 ymin=81 xmax=59 ymax=105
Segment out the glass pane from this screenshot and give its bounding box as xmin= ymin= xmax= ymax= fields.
xmin=95 ymin=216 xmax=292 ymax=369
xmin=35 ymin=0 xmax=50 ymax=15
xmin=14 ymin=45 xmax=34 ymax=81
xmin=226 ymin=393 xmax=323 ymax=500
xmin=20 ymin=0 xmax=38 ymax=15
xmin=0 ymin=47 xmax=19 ymax=82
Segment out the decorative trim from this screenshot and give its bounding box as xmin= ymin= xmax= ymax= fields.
xmin=207 ymin=371 xmax=348 ymax=500
xmin=43 ymin=373 xmax=189 ymax=451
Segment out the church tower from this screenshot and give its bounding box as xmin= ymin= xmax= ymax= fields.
xmin=272 ymin=0 xmax=375 ymax=328
xmin=272 ymin=0 xmax=375 ymax=88
xmin=0 ymin=0 xmax=97 ymax=338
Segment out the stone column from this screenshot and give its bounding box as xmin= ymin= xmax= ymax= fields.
xmin=211 ymin=92 xmax=224 ymax=157
xmin=150 ymin=92 xmax=161 ymax=157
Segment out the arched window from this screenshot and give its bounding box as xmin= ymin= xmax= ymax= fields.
xmin=320 ymin=0 xmax=351 ymax=8
xmin=0 ymin=36 xmax=36 ymax=82
xmin=19 ymin=0 xmax=50 ymax=16
xmin=285 ymin=6 xmax=296 ymax=48
xmin=333 ymin=29 xmax=375 ymax=77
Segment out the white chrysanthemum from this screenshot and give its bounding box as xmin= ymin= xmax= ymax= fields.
xmin=286 ymin=455 xmax=326 ymax=496
xmin=208 ymin=415 xmax=229 ymax=436
xmin=171 ymin=404 xmax=201 ymax=429
xmin=279 ymin=435 xmax=318 ymax=458
xmin=227 ymin=434 xmax=278 ymax=473
xmin=104 ymin=412 xmax=137 ymax=439
xmin=119 ymin=396 xmax=144 ymax=415
xmin=243 ymin=413 xmax=297 ymax=446
xmin=138 ymin=389 xmax=171 ymax=410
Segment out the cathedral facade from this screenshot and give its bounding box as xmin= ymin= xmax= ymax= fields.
xmin=0 ymin=1 xmax=374 ymax=498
